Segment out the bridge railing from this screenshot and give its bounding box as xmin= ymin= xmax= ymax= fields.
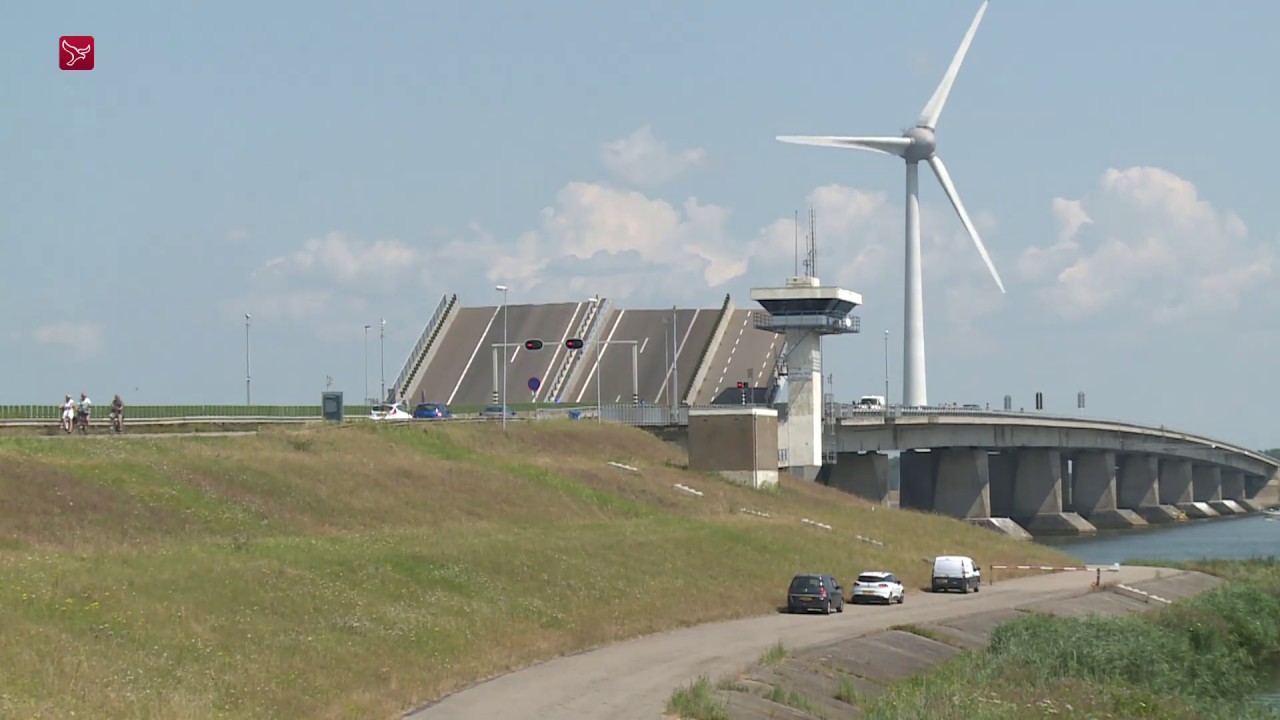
xmin=590 ymin=402 xmax=1278 ymax=467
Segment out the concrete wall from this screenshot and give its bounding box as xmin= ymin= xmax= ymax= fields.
xmin=688 ymin=407 xmax=778 ymax=489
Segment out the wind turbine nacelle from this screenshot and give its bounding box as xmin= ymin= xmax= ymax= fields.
xmin=902 ymin=126 xmax=937 ymax=162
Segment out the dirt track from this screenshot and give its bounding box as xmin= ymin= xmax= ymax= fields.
xmin=405 ymin=565 xmax=1199 ymax=720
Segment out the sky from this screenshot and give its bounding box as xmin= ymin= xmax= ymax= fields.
xmin=3 ymin=1 xmax=1278 ymax=449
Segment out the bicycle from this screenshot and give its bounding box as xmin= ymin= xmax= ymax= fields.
xmin=110 ymin=411 xmax=123 ymax=434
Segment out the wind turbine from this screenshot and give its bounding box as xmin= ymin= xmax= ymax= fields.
xmin=777 ymin=0 xmax=1003 ymax=409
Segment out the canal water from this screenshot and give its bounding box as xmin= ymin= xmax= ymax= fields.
xmin=1038 ymin=514 xmax=1280 ymax=707
xmin=1037 ymin=514 xmax=1280 ymax=565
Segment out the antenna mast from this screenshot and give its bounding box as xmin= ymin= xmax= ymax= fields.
xmin=793 ymin=210 xmax=799 ymax=277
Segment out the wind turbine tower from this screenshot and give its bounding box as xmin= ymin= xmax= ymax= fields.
xmin=777 ymin=0 xmax=1005 ymax=408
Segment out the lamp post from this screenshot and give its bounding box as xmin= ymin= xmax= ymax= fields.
xmin=245 ymin=313 xmax=251 ymax=405
xmin=364 ymin=324 xmax=371 ymax=405
xmin=883 ymin=329 xmax=890 ymax=416
xmin=496 ymin=285 xmax=509 ymax=430
xmin=588 ymin=296 xmax=602 ymax=422
xmin=379 ymin=319 xmax=386 ymax=403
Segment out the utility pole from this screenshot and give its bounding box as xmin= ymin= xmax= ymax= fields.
xmin=671 ymin=305 xmax=679 ymax=411
xmin=245 ymin=313 xmax=252 ymax=405
xmin=364 ymin=324 xmax=371 ymax=404
xmin=883 ymin=329 xmax=890 ymax=416
xmin=379 ymin=319 xmax=386 ymax=403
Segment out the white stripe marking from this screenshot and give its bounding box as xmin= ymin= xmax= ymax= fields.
xmin=447 ymin=306 xmax=502 ymax=405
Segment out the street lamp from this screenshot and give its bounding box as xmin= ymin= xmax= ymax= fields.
xmin=364 ymin=324 xmax=371 ymax=405
xmin=883 ymin=329 xmax=890 ymax=416
xmin=245 ymin=313 xmax=252 ymax=405
xmin=588 ymin=296 xmax=602 ymax=422
xmin=496 ymin=285 xmax=509 ymax=430
xmin=379 ymin=319 xmax=386 ymax=403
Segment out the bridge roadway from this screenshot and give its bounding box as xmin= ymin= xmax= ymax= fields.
xmin=405 ymin=565 xmax=1178 ymax=720
xmin=417 ymin=302 xmax=591 ymax=408
xmin=691 ymin=309 xmax=785 ymax=405
xmin=567 ymin=307 xmax=717 ymax=406
xmin=819 ymin=407 xmax=1280 ymax=530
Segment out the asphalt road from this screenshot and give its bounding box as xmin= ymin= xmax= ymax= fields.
xmin=430 ymin=302 xmax=588 ymax=408
xmin=416 ymin=306 xmax=498 ymax=405
xmin=569 ymin=307 xmax=716 ymax=406
xmin=694 ymin=310 xmax=785 ymax=405
xmin=404 ymin=565 xmax=1169 ymax=720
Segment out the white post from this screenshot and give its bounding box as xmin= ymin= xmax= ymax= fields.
xmin=244 ymin=313 xmax=251 ymax=405
xmin=496 ymin=285 xmax=509 ymax=431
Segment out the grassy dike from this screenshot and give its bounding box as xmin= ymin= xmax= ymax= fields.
xmin=852 ymin=558 xmax=1280 ymax=720
xmin=0 ymin=421 xmax=1075 ymax=719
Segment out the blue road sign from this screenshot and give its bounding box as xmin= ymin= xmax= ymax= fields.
xmin=528 ymin=377 xmax=541 ymax=392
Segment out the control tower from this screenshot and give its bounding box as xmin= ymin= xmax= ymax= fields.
xmin=750 ymin=211 xmax=862 ymax=481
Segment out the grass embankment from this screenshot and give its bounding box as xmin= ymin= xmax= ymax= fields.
xmin=0 ymin=421 xmax=1074 ymax=719
xmin=859 ymin=558 xmax=1280 ymax=720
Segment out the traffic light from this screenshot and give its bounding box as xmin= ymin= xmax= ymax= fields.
xmin=1035 ymin=391 xmax=1044 ymax=410
xmin=736 ymin=382 xmax=746 ymax=389
xmin=524 ymin=339 xmax=544 ymax=351
xmin=565 ymin=338 xmax=584 ymax=350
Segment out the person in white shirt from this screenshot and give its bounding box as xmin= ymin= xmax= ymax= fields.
xmin=77 ymin=393 xmax=93 ymax=431
xmin=61 ymin=394 xmax=75 ymax=433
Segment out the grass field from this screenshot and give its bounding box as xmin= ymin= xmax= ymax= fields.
xmin=855 ymin=558 xmax=1280 ymax=720
xmin=0 ymin=421 xmax=1078 ymax=719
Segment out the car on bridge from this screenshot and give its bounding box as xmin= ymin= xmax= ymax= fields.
xmin=370 ymin=403 xmax=413 ymax=421
xmin=480 ymin=405 xmax=516 ymax=419
xmin=413 ymin=402 xmax=453 ymax=419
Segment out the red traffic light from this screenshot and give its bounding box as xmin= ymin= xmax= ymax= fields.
xmin=736 ymin=382 xmax=746 ymax=389
xmin=565 ymin=338 xmax=584 ymax=350
xmin=524 ymin=339 xmax=544 ymax=351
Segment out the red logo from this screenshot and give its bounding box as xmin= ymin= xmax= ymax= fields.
xmin=59 ymin=36 xmax=94 ymax=71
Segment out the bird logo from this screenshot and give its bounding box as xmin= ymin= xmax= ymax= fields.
xmin=61 ymin=38 xmax=91 ymax=66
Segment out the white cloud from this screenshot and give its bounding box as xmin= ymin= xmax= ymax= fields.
xmin=474 ymin=182 xmax=744 ymax=301
xmin=33 ymin=322 xmax=105 ymax=355
xmin=600 ymin=125 xmax=706 ymax=189
xmin=1019 ymin=166 xmax=1273 ymax=322
xmin=258 ymin=231 xmax=418 ymax=284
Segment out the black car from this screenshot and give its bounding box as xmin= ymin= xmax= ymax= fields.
xmin=786 ymin=573 xmax=844 ymax=614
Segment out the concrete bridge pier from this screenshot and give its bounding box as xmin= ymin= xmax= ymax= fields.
xmin=933 ymin=448 xmax=991 ymax=519
xmin=897 ymin=449 xmax=1024 ymax=537
xmin=1071 ymin=450 xmax=1146 ymax=529
xmin=1216 ymin=470 xmax=1250 ymax=514
xmin=1011 ymin=448 xmax=1095 ymax=535
xmin=899 ymin=450 xmax=936 ymax=512
xmin=824 ymin=452 xmax=890 ymax=505
xmin=1119 ymin=455 xmax=1181 ymax=523
xmin=1180 ymin=463 xmax=1221 ymax=517
xmin=1194 ymin=464 xmax=1240 ymax=515
xmin=1238 ymin=473 xmax=1273 ymax=512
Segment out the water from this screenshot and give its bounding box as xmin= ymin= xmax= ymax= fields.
xmin=1039 ymin=514 xmax=1280 ymax=707
xmin=1037 ymin=514 xmax=1280 ymax=565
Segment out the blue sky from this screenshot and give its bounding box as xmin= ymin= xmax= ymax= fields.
xmin=3 ymin=1 xmax=1277 ymax=448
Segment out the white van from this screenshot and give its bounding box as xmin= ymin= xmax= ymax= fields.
xmin=931 ymin=555 xmax=981 ymax=593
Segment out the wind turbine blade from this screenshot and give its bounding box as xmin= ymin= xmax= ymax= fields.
xmin=917 ymin=0 xmax=990 ymax=130
xmin=927 ymin=154 xmax=1005 ymax=293
xmin=776 ymin=135 xmax=911 ymax=157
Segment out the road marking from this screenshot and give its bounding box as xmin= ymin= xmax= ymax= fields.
xmin=639 ymin=337 xmax=649 ymax=355
xmin=575 ymin=310 xmax=625 ymax=404
xmin=447 ymin=306 xmax=502 ymax=405
xmin=536 ymin=302 xmax=584 ymax=402
xmin=653 ymin=309 xmax=700 ymax=405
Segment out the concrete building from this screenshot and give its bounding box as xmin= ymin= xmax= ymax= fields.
xmin=750 ymin=276 xmax=861 ymax=482
xmin=687 ymin=407 xmax=779 ymax=489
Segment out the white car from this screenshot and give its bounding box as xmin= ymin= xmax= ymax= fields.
xmin=369 ymin=402 xmax=412 ymax=421
xmin=851 ymin=571 xmax=905 ymax=605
